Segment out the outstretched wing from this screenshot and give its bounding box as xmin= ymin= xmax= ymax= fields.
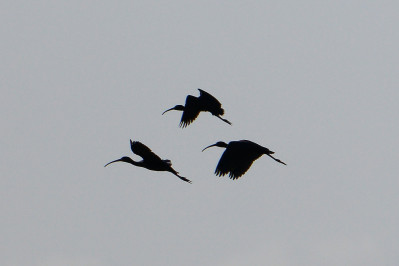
xmin=215 ymin=141 xmax=263 ymax=180
xmin=198 ymin=89 xmax=224 ymax=115
xmin=214 ymin=146 xmax=241 ymax=177
xmin=180 ymin=95 xmax=201 ymax=128
xmin=130 ymin=140 xmax=162 ymax=161
xmin=229 ymin=152 xmax=262 ymax=179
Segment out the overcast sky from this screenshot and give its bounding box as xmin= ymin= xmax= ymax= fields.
xmin=1 ymin=1 xmax=398 ymax=265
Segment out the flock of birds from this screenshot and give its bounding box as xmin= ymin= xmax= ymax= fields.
xmin=105 ymin=89 xmax=286 ymax=184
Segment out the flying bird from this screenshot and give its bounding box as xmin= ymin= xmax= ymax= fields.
xmin=162 ymin=89 xmax=232 ymax=128
xmin=105 ymin=140 xmax=192 ymax=184
xmin=202 ymin=140 xmax=286 ymax=180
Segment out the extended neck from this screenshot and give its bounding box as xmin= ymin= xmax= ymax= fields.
xmin=104 ymin=157 xmax=143 ymax=167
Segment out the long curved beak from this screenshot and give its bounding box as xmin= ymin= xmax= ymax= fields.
xmin=202 ymin=143 xmax=217 ymax=152
xmin=162 ymin=107 xmax=174 ymax=115
xmin=104 ymin=158 xmax=123 ymax=167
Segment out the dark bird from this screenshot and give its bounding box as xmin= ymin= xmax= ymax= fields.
xmin=202 ymin=140 xmax=286 ymax=180
xmin=162 ymin=89 xmax=232 ymax=128
xmin=105 ymin=140 xmax=192 ymax=184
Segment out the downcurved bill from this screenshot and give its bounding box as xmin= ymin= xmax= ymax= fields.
xmin=104 ymin=158 xmax=123 ymax=167
xmin=162 ymin=107 xmax=175 ymax=115
xmin=202 ymin=143 xmax=218 ymax=152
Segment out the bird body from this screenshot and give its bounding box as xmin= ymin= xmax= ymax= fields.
xmin=162 ymin=89 xmax=231 ymax=127
xmin=202 ymin=140 xmax=286 ymax=180
xmin=105 ymin=140 xmax=192 ymax=184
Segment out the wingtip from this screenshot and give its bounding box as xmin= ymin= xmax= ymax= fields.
xmin=198 ymin=88 xmax=208 ymax=95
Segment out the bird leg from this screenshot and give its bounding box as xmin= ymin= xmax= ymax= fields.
xmin=266 ymin=154 xmax=287 ymax=165
xmin=216 ymin=115 xmax=232 ymax=125
xmin=175 ymin=173 xmax=192 ymax=184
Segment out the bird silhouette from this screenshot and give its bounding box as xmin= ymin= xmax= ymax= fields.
xmin=105 ymin=140 xmax=192 ymax=184
xmin=162 ymin=89 xmax=232 ymax=128
xmin=202 ymin=140 xmax=286 ymax=179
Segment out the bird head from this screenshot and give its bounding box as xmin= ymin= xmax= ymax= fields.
xmin=162 ymin=105 xmax=185 ymax=115
xmin=104 ymin=156 xmax=133 ymax=167
xmin=202 ymin=141 xmax=228 ymax=152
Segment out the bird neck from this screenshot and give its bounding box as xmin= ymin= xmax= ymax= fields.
xmin=174 ymin=105 xmax=185 ymax=111
xmin=217 ymin=142 xmax=228 ymax=148
xmin=123 ymin=157 xmax=144 ymax=167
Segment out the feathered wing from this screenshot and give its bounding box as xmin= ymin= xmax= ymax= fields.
xmin=130 ymin=140 xmax=162 ymax=162
xmin=180 ymin=95 xmax=201 ymax=128
xmin=197 ymin=89 xmax=224 ymax=115
xmin=215 ymin=141 xmax=263 ymax=179
xmin=229 ymin=152 xmax=262 ymax=179
xmin=214 ymin=147 xmax=240 ymax=177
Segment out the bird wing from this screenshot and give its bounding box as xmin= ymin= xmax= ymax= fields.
xmin=215 ymin=141 xmax=263 ymax=180
xmin=180 ymin=95 xmax=201 ymax=128
xmin=198 ymin=89 xmax=224 ymax=115
xmin=229 ymin=152 xmax=262 ymax=179
xmin=214 ymin=146 xmax=241 ymax=177
xmin=131 ymin=141 xmax=163 ymax=161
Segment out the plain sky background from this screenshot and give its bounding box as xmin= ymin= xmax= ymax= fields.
xmin=1 ymin=1 xmax=398 ymax=265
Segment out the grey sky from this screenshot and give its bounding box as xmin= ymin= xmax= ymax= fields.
xmin=1 ymin=1 xmax=398 ymax=265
